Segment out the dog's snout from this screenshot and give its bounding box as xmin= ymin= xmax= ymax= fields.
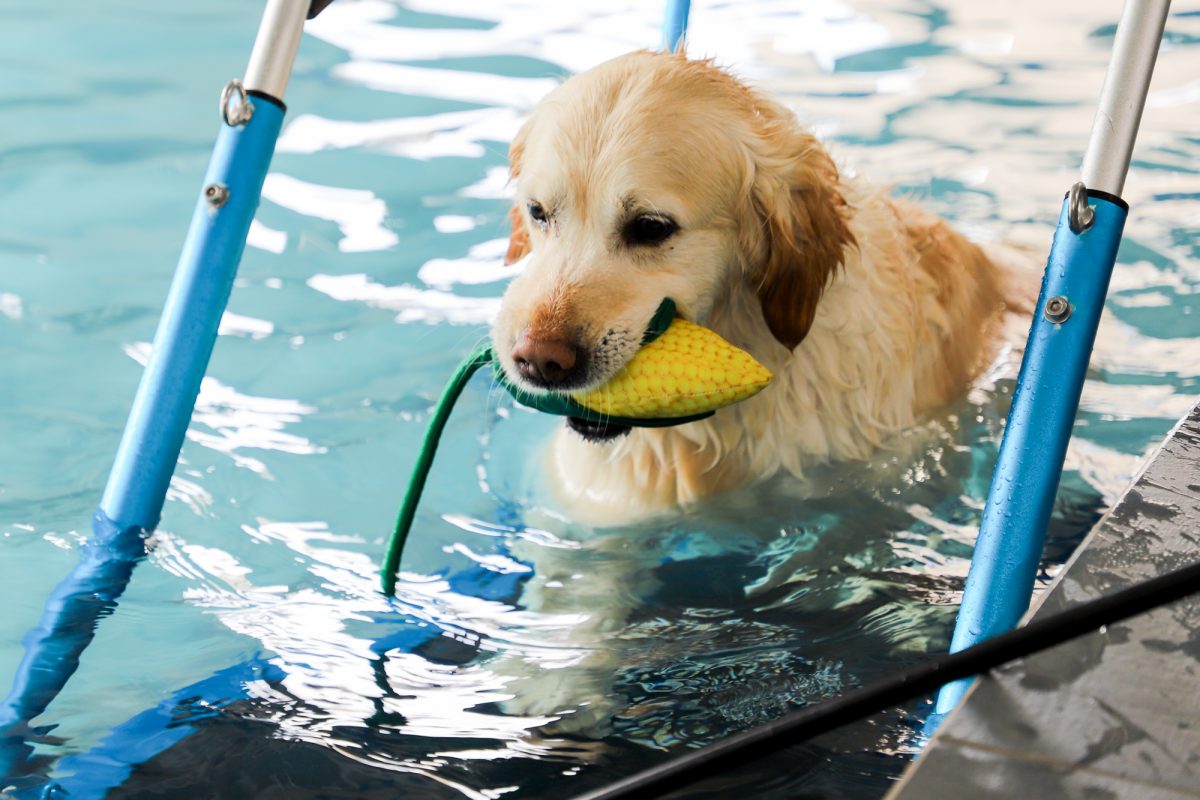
xmin=512 ymin=333 xmax=581 ymax=388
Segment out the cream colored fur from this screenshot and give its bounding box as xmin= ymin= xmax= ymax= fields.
xmin=494 ymin=51 xmax=1028 ymax=523
xmin=489 ymin=50 xmax=1035 ymax=734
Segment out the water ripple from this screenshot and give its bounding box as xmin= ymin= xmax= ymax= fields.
xmin=6 ymin=1 xmax=1200 ymax=797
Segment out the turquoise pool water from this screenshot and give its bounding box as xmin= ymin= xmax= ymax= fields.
xmin=2 ymin=0 xmax=1199 ymax=796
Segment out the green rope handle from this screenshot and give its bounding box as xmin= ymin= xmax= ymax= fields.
xmin=380 ymin=299 xmax=716 ymax=596
xmin=381 ymin=343 xmax=492 ymax=596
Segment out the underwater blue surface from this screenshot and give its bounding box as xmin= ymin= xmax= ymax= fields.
xmin=1 ymin=0 xmax=1198 ymax=797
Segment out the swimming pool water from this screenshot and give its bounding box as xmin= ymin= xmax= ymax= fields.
xmin=2 ymin=0 xmax=1199 ymax=797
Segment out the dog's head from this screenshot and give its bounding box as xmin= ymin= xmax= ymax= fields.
xmin=493 ymin=51 xmax=854 ymax=440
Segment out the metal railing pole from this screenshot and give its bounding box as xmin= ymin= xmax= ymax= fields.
xmin=99 ymin=0 xmax=307 ymax=533
xmin=662 ymin=0 xmax=691 ymax=52
xmin=934 ymin=0 xmax=1171 ymax=717
xmin=1 ymin=0 xmax=308 ymax=781
xmin=1081 ymin=1 xmax=1170 ymax=196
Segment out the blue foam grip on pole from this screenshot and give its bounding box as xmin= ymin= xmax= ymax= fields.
xmin=935 ymin=192 xmax=1128 ymax=715
xmin=662 ymin=0 xmax=691 ymax=52
xmin=0 ymin=97 xmax=286 ymax=780
xmin=100 ymin=97 xmax=285 ymax=532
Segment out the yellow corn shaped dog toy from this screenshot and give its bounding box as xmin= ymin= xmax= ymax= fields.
xmin=570 ymin=317 xmax=773 ymax=419
xmin=382 ymin=298 xmax=772 ymax=593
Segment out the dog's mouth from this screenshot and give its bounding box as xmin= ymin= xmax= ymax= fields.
xmin=566 ymin=416 xmax=632 ymax=442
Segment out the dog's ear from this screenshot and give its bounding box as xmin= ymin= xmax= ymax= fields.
xmin=504 ymin=135 xmax=531 ymax=265
xmin=505 ymin=204 xmax=531 ymax=265
xmin=745 ymin=124 xmax=855 ymax=350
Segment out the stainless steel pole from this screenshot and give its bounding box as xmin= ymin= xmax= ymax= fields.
xmin=1080 ymin=0 xmax=1170 ymax=196
xmin=244 ymin=0 xmax=309 ymax=101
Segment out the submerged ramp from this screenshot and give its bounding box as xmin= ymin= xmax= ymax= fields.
xmin=890 ymin=401 xmax=1200 ymax=799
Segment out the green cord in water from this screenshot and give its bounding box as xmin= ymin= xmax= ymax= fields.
xmin=381 ymin=300 xmax=719 ymax=595
xmin=380 ymin=344 xmax=493 ymax=597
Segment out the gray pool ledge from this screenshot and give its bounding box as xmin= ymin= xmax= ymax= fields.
xmin=888 ymin=399 xmax=1200 ymax=799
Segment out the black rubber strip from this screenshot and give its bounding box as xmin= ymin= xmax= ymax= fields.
xmin=246 ymin=89 xmax=286 ymax=114
xmin=1086 ymin=188 xmax=1128 ymax=211
xmin=571 ymin=558 xmax=1200 ymax=800
xmin=1058 ymin=187 xmax=1129 ymax=212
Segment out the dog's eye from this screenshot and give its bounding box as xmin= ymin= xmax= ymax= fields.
xmin=528 ymin=201 xmax=549 ymax=229
xmin=624 ymin=215 xmax=678 ymax=246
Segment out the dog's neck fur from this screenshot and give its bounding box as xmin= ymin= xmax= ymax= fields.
xmin=544 ymin=180 xmax=1006 ymax=524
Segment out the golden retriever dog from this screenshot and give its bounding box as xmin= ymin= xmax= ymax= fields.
xmin=487 ymin=50 xmax=1037 ymax=733
xmin=493 ymin=49 xmax=1029 ymax=523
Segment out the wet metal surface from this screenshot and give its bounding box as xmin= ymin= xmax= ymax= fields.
xmin=890 ymin=401 xmax=1200 ymax=799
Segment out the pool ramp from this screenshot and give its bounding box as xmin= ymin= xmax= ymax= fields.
xmin=889 ymin=399 xmax=1200 ymax=799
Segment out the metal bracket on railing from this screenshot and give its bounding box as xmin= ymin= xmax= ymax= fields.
xmin=220 ymin=79 xmax=254 ymax=127
xmin=1068 ymin=181 xmax=1095 ymax=234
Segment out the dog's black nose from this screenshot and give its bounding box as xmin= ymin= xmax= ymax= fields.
xmin=512 ymin=333 xmax=581 ymax=387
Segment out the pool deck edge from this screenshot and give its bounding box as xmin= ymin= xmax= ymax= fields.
xmin=888 ymin=398 xmax=1200 ymax=799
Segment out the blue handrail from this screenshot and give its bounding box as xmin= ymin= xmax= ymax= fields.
xmin=662 ymin=0 xmax=691 ymax=52
xmin=934 ymin=0 xmax=1170 ymax=719
xmin=0 ymin=95 xmax=286 ymax=781
xmin=936 ymin=190 xmax=1127 ymax=713
xmin=0 ymin=2 xmax=304 ymax=779
xmin=100 ymin=100 xmax=284 ymax=535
